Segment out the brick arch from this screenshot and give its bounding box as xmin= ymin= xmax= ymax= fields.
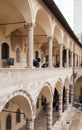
xmin=1 ymin=89 xmax=34 ymax=118
xmin=35 ymin=82 xmax=53 ymax=107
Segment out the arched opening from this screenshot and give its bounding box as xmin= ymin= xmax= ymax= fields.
xmin=53 ymin=89 xmax=59 ymax=112
xmin=34 ymin=8 xmax=52 ymax=68
xmin=2 ymin=43 xmax=9 ymax=60
xmin=63 ymin=49 xmax=66 ymax=67
xmin=6 ymin=114 xmax=11 ymax=130
xmin=52 ymin=37 xmax=60 ymax=68
xmin=53 ymin=80 xmax=63 ymax=124
xmin=0 ymin=90 xmax=33 ymax=130
xmin=16 ymin=109 xmax=21 ymax=123
xmin=53 ymin=88 xmax=59 ymax=124
xmin=75 ymin=76 xmax=82 ymax=103
xmin=35 ymin=84 xmax=52 ymax=130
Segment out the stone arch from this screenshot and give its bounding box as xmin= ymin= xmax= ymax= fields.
xmin=1 ymin=89 xmax=34 ymax=119
xmin=75 ymin=75 xmax=82 ymax=85
xmin=35 ymin=7 xmax=52 ymax=36
xmin=54 ymin=25 xmax=63 ymax=43
xmin=35 ymin=82 xmax=53 ymax=107
xmin=74 ymin=76 xmax=82 ymax=99
xmin=55 ymin=78 xmax=63 ymax=94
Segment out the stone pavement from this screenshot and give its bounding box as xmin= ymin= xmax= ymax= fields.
xmin=69 ymin=108 xmax=82 ymax=130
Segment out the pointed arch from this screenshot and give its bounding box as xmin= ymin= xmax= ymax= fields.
xmin=75 ymin=76 xmax=82 ymax=99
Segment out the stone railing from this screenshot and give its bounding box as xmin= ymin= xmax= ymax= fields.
xmin=0 ymin=68 xmax=73 ymax=89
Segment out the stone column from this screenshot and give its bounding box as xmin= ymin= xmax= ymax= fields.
xmin=26 ymin=118 xmax=34 ymax=130
xmin=48 ymin=37 xmax=53 ymax=67
xmin=70 ymin=85 xmax=74 ymax=104
xmin=66 ymin=48 xmax=69 ymax=67
xmin=71 ymin=51 xmax=73 ymax=67
xmin=27 ymin=23 xmax=34 ymax=68
xmin=47 ymin=103 xmax=52 ymax=130
xmin=65 ymin=89 xmax=69 ymax=109
xmin=59 ymin=94 xmax=62 ymax=117
xmin=59 ymin=44 xmax=63 ymax=68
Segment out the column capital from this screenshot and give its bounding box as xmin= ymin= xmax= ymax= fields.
xmin=48 ymin=36 xmax=53 ymax=42
xmin=59 ymin=43 xmax=63 ymax=47
xmin=24 ymin=22 xmax=35 ymax=30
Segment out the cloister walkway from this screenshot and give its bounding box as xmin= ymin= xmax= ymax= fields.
xmin=19 ymin=110 xmax=59 ymax=130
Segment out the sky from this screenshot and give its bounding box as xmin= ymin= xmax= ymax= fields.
xmin=54 ymin=0 xmax=73 ymax=29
